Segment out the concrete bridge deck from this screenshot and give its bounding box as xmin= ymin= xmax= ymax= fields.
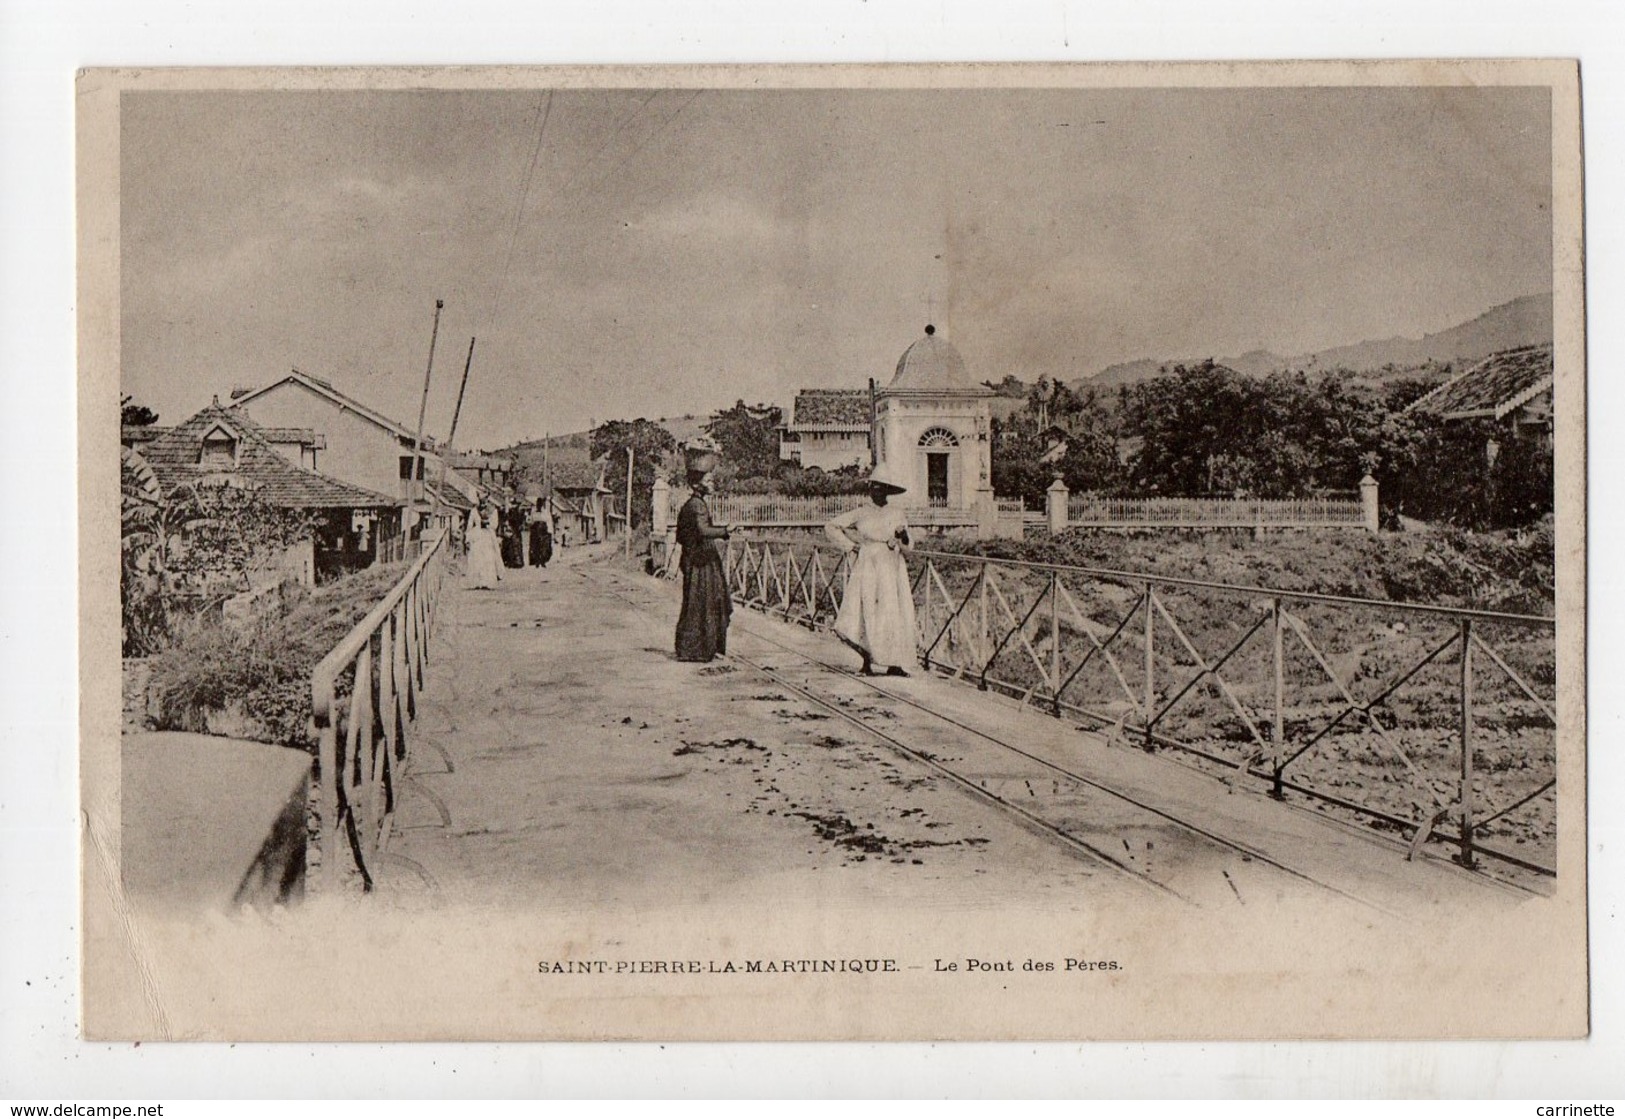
xmin=388 ymin=544 xmax=1535 ymax=919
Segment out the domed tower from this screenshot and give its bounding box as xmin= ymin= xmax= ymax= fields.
xmin=873 ymin=325 xmax=994 ymax=509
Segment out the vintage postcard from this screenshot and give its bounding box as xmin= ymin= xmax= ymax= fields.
xmin=80 ymin=60 xmax=1586 ymax=1041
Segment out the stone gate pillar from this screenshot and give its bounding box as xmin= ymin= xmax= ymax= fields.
xmin=1359 ymin=473 xmax=1380 ymax=533
xmin=651 ymin=476 xmax=671 ymax=537
xmin=976 ymin=486 xmax=998 ymax=541
xmin=1047 ymin=477 xmax=1070 ymax=536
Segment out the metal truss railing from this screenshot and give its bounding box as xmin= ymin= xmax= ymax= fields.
xmin=719 ymin=535 xmax=1558 ymax=876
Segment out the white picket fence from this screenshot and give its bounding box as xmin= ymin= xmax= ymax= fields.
xmin=1067 ymin=494 xmax=1365 ymax=529
xmin=664 ymin=489 xmax=982 ymax=529
xmin=656 ymin=483 xmax=1374 ymax=535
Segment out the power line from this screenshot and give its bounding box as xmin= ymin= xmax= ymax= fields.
xmin=502 ymin=90 xmax=699 ymax=239
xmin=463 ymin=90 xmax=703 ymax=444
xmin=546 ymin=91 xmax=660 ymax=200
xmin=576 ymin=91 xmax=703 ymax=202
xmin=477 ymin=90 xmax=654 ymax=343
xmin=487 ymin=90 xmax=555 ymax=330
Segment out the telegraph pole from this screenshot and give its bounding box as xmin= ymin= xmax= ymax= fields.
xmin=625 ymin=446 xmax=635 ymax=560
xmin=410 ymin=299 xmax=444 ymax=539
xmin=446 ymin=336 xmax=477 ymax=451
xmin=868 ymin=377 xmax=878 ymax=469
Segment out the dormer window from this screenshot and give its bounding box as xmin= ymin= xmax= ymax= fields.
xmin=200 ymin=425 xmax=238 ymax=469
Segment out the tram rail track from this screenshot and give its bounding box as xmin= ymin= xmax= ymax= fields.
xmin=727 ymin=625 xmax=1400 ymax=916
xmin=582 ymin=564 xmax=1533 ymax=916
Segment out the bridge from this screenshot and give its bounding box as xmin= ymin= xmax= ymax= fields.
xmin=301 ymin=532 xmax=1556 ymax=919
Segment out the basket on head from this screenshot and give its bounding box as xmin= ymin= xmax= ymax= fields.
xmin=683 ymin=437 xmax=721 ymax=475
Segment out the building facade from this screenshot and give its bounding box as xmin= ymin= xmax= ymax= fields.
xmin=131 ymin=400 xmax=403 ymax=582
xmin=873 ymin=326 xmax=994 ymax=509
xmin=548 ymin=459 xmax=610 ymax=544
xmin=447 ymin=451 xmax=515 ymax=492
xmin=231 ymin=369 xmax=457 ymax=537
xmin=779 ymin=389 xmax=872 ymax=472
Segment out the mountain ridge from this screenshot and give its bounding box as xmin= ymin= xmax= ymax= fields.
xmin=1078 ymin=293 xmax=1552 ymax=391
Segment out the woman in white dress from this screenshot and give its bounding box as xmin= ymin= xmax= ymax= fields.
xmin=825 ymin=464 xmax=917 ymax=676
xmin=466 ymin=508 xmax=502 ymax=589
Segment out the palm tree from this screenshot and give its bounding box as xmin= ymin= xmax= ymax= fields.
xmin=120 ymin=451 xmax=220 ymax=654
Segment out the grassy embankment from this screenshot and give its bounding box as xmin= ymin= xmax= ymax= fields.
xmin=138 ymin=561 xmax=413 ymax=751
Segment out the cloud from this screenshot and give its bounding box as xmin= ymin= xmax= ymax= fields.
xmin=283 ymin=173 xmax=453 ymax=238
xmin=628 ymin=190 xmax=789 ymax=246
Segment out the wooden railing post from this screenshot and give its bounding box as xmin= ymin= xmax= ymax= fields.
xmin=977 ymin=562 xmax=992 ymax=690
xmin=358 ymin=638 xmax=380 ymax=857
xmin=379 ymin=610 xmax=396 ymax=766
xmin=393 ymin=600 xmax=409 ymax=758
xmin=308 ymin=528 xmax=450 ymax=895
xmin=316 ymin=700 xmax=340 ymax=890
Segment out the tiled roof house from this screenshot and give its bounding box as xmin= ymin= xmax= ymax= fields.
xmin=779 ymin=388 xmax=872 ymax=472
xmin=1406 ymin=343 xmax=1554 ymax=430
xmin=138 ymin=401 xmax=405 ymax=580
xmin=229 ymin=369 xmax=446 ymax=515
xmin=547 ymin=459 xmax=610 ymax=544
xmin=547 ymin=460 xmax=610 ymax=494
xmin=789 ymin=389 xmax=871 ymax=430
xmin=138 ymin=402 xmax=397 ymax=509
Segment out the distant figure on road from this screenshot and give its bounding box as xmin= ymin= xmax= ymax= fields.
xmin=675 ymin=446 xmax=732 ymax=663
xmin=529 ymin=502 xmax=553 ymax=568
xmin=467 ymin=508 xmax=502 ymax=590
xmin=825 ymin=463 xmax=916 ymax=676
xmin=500 ymin=504 xmax=525 ymax=568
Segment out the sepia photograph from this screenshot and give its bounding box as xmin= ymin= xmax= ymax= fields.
xmin=77 ymin=61 xmax=1586 ymax=1042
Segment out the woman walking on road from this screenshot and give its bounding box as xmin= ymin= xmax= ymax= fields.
xmin=674 ymin=441 xmax=732 ymax=663
xmin=529 ymin=500 xmax=553 ymax=568
xmin=500 ymin=504 xmax=525 ymax=568
xmin=467 ymin=507 xmax=503 ymax=589
xmin=825 ymin=464 xmax=917 ymax=676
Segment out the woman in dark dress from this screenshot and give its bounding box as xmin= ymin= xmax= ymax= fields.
xmin=674 ymin=468 xmax=732 ymax=662
xmin=501 ymin=504 xmax=525 ymax=568
xmin=528 ymin=502 xmax=553 ymax=567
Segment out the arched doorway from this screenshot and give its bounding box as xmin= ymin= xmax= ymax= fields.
xmin=918 ymin=427 xmax=960 ymax=507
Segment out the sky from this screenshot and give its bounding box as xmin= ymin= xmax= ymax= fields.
xmin=120 ymin=84 xmax=1553 ymax=449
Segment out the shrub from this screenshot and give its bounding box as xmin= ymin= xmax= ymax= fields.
xmin=146 ymin=561 xmax=407 ymax=750
xmin=925 ymin=522 xmax=1553 ymax=613
xmin=119 ymin=468 xmax=319 ymax=656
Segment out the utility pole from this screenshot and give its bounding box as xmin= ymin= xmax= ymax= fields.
xmin=625 ymin=446 xmax=635 ymax=560
xmin=446 ymin=336 xmax=477 ymax=451
xmin=868 ymin=377 xmax=878 ymax=469
xmin=410 ymin=299 xmax=444 ymax=539
xmin=432 ymin=335 xmax=477 ymax=529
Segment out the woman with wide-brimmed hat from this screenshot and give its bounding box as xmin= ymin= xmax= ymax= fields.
xmin=825 ymin=462 xmax=917 ymax=676
xmin=674 ymin=438 xmax=733 ymax=662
